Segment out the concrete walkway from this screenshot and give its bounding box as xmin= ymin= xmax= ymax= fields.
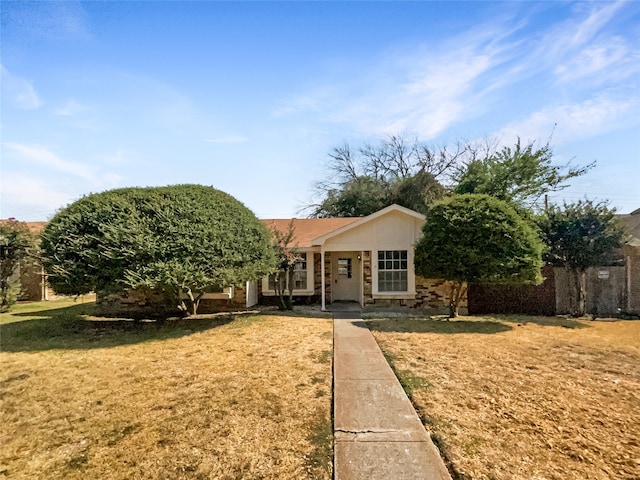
xmin=333 ymin=311 xmax=452 ymax=480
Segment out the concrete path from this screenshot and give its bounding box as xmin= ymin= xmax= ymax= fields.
xmin=333 ymin=311 xmax=452 ymax=480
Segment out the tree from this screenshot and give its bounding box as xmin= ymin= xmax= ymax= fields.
xmin=0 ymin=219 xmax=38 ymax=311
xmin=270 ymin=220 xmax=302 ymax=310
xmin=414 ymin=194 xmax=544 ymax=317
xmin=307 ymin=135 xmax=458 ymax=217
xmin=41 ymin=185 xmax=276 ymax=316
xmin=538 ymin=200 xmax=626 ymax=316
xmin=453 ymin=138 xmax=593 ymax=209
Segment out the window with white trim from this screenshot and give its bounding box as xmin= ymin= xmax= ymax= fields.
xmin=268 ymin=253 xmax=308 ymax=290
xmin=378 ymin=250 xmax=408 ymax=292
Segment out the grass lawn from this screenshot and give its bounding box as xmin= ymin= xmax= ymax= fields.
xmin=368 ymin=315 xmax=640 ymax=480
xmin=0 ymin=298 xmax=333 ymax=480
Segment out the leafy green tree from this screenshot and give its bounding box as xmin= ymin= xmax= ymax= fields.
xmin=415 ymin=194 xmax=544 ymax=317
xmin=0 ymin=220 xmax=38 ymax=311
xmin=453 ymin=138 xmax=593 ymax=209
xmin=269 ymin=220 xmax=302 ymax=310
xmin=41 ymin=185 xmax=276 ymax=316
xmin=538 ymin=200 xmax=626 ymax=316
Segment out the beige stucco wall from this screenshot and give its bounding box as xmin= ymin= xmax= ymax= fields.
xmin=321 ymin=210 xmax=424 ymax=252
xmin=322 ymin=210 xmax=425 ymax=300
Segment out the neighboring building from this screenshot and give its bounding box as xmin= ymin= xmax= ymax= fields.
xmin=619 ymin=208 xmax=640 ymax=315
xmin=0 ymin=220 xmax=51 ymax=302
xmin=260 ymin=204 xmax=464 ymax=313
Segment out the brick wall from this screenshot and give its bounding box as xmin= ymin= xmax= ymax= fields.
xmin=363 ymin=251 xmax=373 ymax=305
xmin=96 ymin=287 xmax=178 ymax=318
xmin=414 ymin=276 xmax=468 ymax=314
xmin=96 ymin=285 xmax=248 ymax=318
xmin=324 ymin=254 xmax=332 ymax=303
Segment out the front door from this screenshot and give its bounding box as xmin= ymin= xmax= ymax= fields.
xmin=331 ymin=251 xmax=361 ymax=303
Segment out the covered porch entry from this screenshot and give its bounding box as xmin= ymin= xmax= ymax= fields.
xmin=321 ymin=250 xmax=365 ymax=310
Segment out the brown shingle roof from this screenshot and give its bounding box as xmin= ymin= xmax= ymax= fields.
xmin=261 ymin=217 xmax=360 ymax=248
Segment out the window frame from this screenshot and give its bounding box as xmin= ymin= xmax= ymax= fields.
xmin=263 ymin=251 xmax=314 ymax=295
xmin=376 ymin=250 xmax=409 ymax=293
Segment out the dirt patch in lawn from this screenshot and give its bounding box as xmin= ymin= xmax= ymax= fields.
xmin=0 ymin=300 xmax=333 ymax=479
xmin=369 ymin=315 xmax=640 ymax=480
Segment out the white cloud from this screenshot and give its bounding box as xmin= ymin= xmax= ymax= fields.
xmin=273 ymin=2 xmax=638 ymax=144
xmin=0 ymin=172 xmax=73 ymax=219
xmin=0 ymin=65 xmax=42 ymax=110
xmin=568 ymin=1 xmax=626 ymax=47
xmin=2 ymin=143 xmax=98 ymax=183
xmin=497 ymin=94 xmax=639 ymax=146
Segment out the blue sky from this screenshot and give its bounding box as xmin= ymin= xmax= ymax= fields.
xmin=1 ymin=1 xmax=639 ymax=221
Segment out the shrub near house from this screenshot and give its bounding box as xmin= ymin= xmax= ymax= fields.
xmin=414 ymin=194 xmax=544 ymax=317
xmin=41 ymin=185 xmax=276 ymax=317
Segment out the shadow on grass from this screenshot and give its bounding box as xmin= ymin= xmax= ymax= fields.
xmin=367 ymin=317 xmax=513 ymax=335
xmin=481 ymin=314 xmax=588 ymax=329
xmin=1 ymin=303 xmax=239 ymax=353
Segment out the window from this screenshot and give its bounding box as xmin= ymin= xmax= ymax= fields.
xmin=292 ymin=253 xmax=308 ymax=289
xmin=378 ymin=250 xmax=408 ymax=292
xmin=338 ymin=258 xmax=352 ymax=278
xmin=268 ymin=253 xmax=308 ymax=290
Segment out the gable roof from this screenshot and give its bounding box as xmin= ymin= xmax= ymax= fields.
xmin=261 ymin=217 xmax=359 ymax=248
xmin=311 ymin=204 xmax=425 ymax=246
xmin=618 ymin=209 xmax=640 ymax=247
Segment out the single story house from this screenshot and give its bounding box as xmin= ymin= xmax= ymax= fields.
xmin=216 ymin=203 xmax=463 ymax=313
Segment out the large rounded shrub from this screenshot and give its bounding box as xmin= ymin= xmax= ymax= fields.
xmin=42 ymin=185 xmax=276 ymax=314
xmin=414 ymin=194 xmax=543 ymax=316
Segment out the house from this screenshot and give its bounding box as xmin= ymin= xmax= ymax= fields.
xmin=7 ymin=206 xmax=466 ymax=315
xmin=257 ymin=204 xmax=464 ymax=313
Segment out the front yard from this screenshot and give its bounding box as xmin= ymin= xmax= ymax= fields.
xmin=368 ymin=315 xmax=640 ymax=480
xmin=0 ymin=299 xmax=333 ymax=480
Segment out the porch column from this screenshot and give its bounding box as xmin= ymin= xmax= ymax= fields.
xmin=321 ymin=249 xmax=326 ymax=311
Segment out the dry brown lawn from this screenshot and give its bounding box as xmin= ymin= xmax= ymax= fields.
xmin=368 ymin=315 xmax=640 ymax=480
xmin=0 ymin=299 xmax=333 ymax=480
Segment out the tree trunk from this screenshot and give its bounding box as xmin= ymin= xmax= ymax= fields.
xmin=448 ymin=281 xmax=467 ymax=318
xmin=286 ymin=269 xmax=295 ymax=310
xmin=276 ymin=271 xmax=287 ymax=310
xmin=183 ymin=288 xmax=203 ymax=316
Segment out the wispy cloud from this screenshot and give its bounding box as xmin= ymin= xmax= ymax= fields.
xmin=0 ymin=65 xmax=42 ymax=110
xmin=555 ymin=38 xmax=637 ymax=85
xmin=497 ymin=93 xmax=639 ymax=146
xmin=0 ymin=172 xmax=73 ymax=217
xmin=2 ymin=143 xmax=96 ymax=182
xmin=1 ymin=143 xmax=123 ymax=188
xmin=273 ymin=12 xmax=530 ymax=138
xmin=274 ymin=1 xmax=638 ymax=143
